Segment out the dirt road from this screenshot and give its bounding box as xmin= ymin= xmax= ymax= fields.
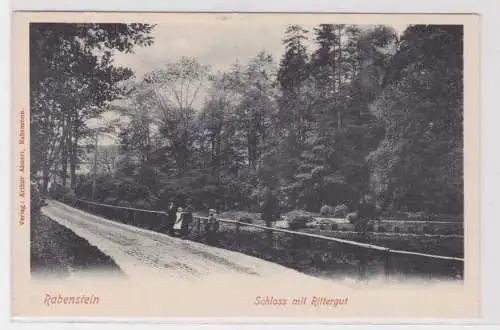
xmin=41 ymin=200 xmax=322 ymax=282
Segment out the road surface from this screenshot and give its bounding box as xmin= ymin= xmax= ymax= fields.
xmin=41 ymin=200 xmax=327 ymax=283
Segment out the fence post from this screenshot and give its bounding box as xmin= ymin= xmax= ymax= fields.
xmin=310 ymin=237 xmax=316 ymax=267
xmin=197 ymin=217 xmax=201 ymax=237
xmin=163 ymin=212 xmax=169 ymax=234
xmin=264 ymin=226 xmax=273 ymax=249
xmin=235 ymin=222 xmax=240 ymax=247
xmin=383 ymin=249 xmax=390 ymax=278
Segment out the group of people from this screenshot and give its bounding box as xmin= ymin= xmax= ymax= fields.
xmin=161 ymin=191 xmax=377 ymax=247
xmin=164 ymin=200 xmax=220 ymax=244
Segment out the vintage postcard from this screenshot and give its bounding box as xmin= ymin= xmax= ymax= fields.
xmin=11 ymin=12 xmax=480 ymax=321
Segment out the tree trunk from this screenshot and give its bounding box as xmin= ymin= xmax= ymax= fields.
xmin=61 ymin=141 xmax=68 ymax=186
xmin=248 ymin=130 xmax=258 ymax=169
xmin=70 ymin=134 xmax=78 ymax=189
xmin=216 ymin=132 xmax=221 ymax=165
xmin=336 ymin=25 xmax=343 ymax=132
xmin=42 ymin=165 xmax=50 ymax=194
xmin=69 ymin=112 xmax=79 ymax=189
xmin=61 ymin=115 xmax=69 ymax=186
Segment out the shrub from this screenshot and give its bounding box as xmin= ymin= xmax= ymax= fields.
xmin=333 ymin=204 xmax=349 ymax=217
xmin=219 ymin=211 xmax=260 ymax=224
xmin=346 ymin=212 xmax=358 ymax=223
xmin=117 ymin=200 xmax=132 ymax=208
xmin=439 ymin=228 xmax=456 ymax=235
xmin=305 ymin=221 xmax=317 ymax=229
xmin=380 ymin=211 xmax=391 ymax=218
xmin=285 ymin=210 xmax=315 ymax=230
xmin=239 ymin=216 xmax=254 ymax=224
xmin=48 ymin=183 xmax=74 ymax=200
xmin=30 ymin=181 xmax=46 ymax=214
xmin=133 ymin=199 xmax=152 ymax=210
xmin=320 ymin=204 xmax=335 ymax=216
xmin=423 ymin=226 xmax=433 ymax=234
xmin=378 ymin=226 xmax=388 ymax=233
xmin=407 ymin=211 xmax=430 ymax=221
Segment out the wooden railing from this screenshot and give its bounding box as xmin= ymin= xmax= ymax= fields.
xmin=58 ymin=196 xmax=464 ymax=280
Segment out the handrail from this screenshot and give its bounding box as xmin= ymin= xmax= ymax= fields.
xmin=313 ymin=217 xmax=463 ymax=225
xmin=66 ymin=197 xmax=167 ymax=214
xmin=373 ymin=220 xmax=463 ymax=225
xmin=193 ymin=215 xmax=389 ymax=251
xmin=389 ymin=249 xmax=464 ymax=262
xmin=62 ymin=196 xmax=464 ymax=262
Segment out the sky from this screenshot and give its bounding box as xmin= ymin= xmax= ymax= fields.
xmin=113 ymin=22 xmax=408 ymax=80
xmin=90 ymin=21 xmax=408 ymax=145
xmin=113 ymin=22 xmax=301 ymax=78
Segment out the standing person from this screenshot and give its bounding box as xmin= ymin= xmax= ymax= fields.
xmin=205 ymin=209 xmax=220 ymax=245
xmin=185 ymin=199 xmax=194 ymax=214
xmin=166 ymin=200 xmax=177 ymax=235
xmin=180 ymin=204 xmax=193 ymax=237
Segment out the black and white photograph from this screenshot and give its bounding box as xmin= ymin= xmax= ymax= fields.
xmin=14 ymin=12 xmax=479 ymax=319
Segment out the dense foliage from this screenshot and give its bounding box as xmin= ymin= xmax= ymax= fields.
xmin=30 ymin=23 xmax=156 ymax=191
xmin=367 ymin=25 xmax=463 ymax=214
xmin=35 ymin=24 xmax=463 ymax=218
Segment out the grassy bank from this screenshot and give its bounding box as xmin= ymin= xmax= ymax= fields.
xmin=30 ymin=211 xmax=124 ymax=278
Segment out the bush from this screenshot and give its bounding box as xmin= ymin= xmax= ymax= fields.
xmin=346 ymin=212 xmax=358 ymax=223
xmin=407 ymin=211 xmax=430 ymax=221
xmin=320 ymin=204 xmax=335 ymax=216
xmin=219 ymin=211 xmax=260 ymax=224
xmin=239 ymin=216 xmax=254 ymax=224
xmin=285 ymin=210 xmax=315 ymax=230
xmin=117 ymin=200 xmax=132 ymax=208
xmin=48 ymin=183 xmax=74 ymax=200
xmin=378 ymin=226 xmax=388 ymax=233
xmin=423 ymin=226 xmax=433 ymax=234
xmin=333 ymin=204 xmax=349 ymax=217
xmin=133 ymin=199 xmax=152 ymax=210
xmin=30 ymin=181 xmax=46 ymax=214
xmin=438 ymin=228 xmax=458 ymax=235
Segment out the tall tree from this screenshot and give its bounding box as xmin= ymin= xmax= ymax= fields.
xmin=30 ymin=23 xmax=155 ymax=191
xmin=236 ymin=52 xmax=278 ymax=169
xmin=143 ymin=57 xmax=211 ymax=172
xmin=277 ymin=25 xmax=311 ymax=141
xmin=368 ymin=25 xmax=463 ymax=214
